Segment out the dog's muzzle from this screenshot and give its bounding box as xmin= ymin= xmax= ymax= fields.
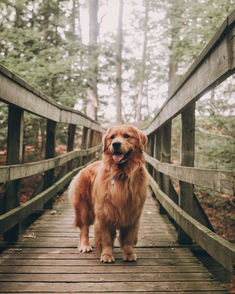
xmin=112 ymin=142 xmax=132 ymax=164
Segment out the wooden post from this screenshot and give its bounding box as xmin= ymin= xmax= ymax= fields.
xmin=152 ymin=132 xmax=157 ymax=180
xmin=87 ymin=129 xmax=94 ymax=161
xmin=155 ymin=130 xmax=161 ymax=185
xmin=3 ymin=105 xmax=24 ymax=242
xmin=81 ymin=127 xmax=88 ymax=165
xmin=154 ymin=128 xmax=166 ymax=214
xmin=161 ymin=122 xmax=171 ymax=195
xmin=43 ymin=120 xmax=56 ymax=209
xmin=67 ymin=124 xmax=76 ymax=171
xmin=148 ymin=134 xmax=154 ymax=175
xmin=178 ymin=103 xmax=195 ymax=244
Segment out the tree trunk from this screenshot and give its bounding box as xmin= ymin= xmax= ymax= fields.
xmin=168 ymin=0 xmax=184 ymax=96
xmin=86 ymin=0 xmax=99 ymax=120
xmin=115 ymin=0 xmax=124 ymax=124
xmin=136 ymin=0 xmax=149 ymax=122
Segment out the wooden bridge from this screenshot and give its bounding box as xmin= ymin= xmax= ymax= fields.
xmin=0 ymin=10 xmax=234 ymax=293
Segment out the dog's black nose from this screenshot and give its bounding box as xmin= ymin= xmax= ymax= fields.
xmin=112 ymin=141 xmax=121 ymax=150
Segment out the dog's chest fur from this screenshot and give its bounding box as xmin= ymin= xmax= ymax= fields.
xmin=92 ymin=165 xmax=147 ymax=227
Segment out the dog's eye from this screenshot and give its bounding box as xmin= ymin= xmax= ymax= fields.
xmin=110 ymin=135 xmax=115 ymax=139
xmin=123 ymin=134 xmax=130 ymax=138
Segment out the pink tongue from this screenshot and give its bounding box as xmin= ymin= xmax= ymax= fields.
xmin=112 ymin=154 xmax=124 ymax=163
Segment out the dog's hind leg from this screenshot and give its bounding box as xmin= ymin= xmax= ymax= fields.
xmin=76 ymin=202 xmax=94 ymax=253
xmin=69 ymin=170 xmax=95 ymax=253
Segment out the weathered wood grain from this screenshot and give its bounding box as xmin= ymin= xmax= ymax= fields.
xmin=145 ymin=153 xmax=234 ymax=195
xmin=0 ymin=145 xmax=101 ymax=183
xmin=0 ymin=281 xmax=226 ymax=292
xmin=3 ymin=105 xmax=24 ymax=242
xmin=0 ymin=272 xmax=212 ymax=282
xmin=0 ymin=190 xmax=227 ymax=293
xmin=0 ymin=65 xmax=102 ymax=132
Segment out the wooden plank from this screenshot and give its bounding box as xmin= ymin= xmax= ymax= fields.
xmin=144 ymin=11 xmax=235 ymax=136
xmin=0 ymin=272 xmax=212 ymax=282
xmin=0 ymin=252 xmax=195 ymax=260
xmin=0 ymin=65 xmax=102 ymax=132
xmin=0 ymin=292 xmax=227 ymax=294
xmin=0 ymin=258 xmax=202 ymax=266
xmin=148 ymin=173 xmax=235 ymax=272
xmin=0 ymin=281 xmax=226 ymax=292
xmin=0 ymin=145 xmax=101 ymax=183
xmin=0 ymin=184 xmax=227 ymax=293
xmin=145 ymin=154 xmax=234 ymax=195
xmin=0 ymin=264 xmax=207 ymax=274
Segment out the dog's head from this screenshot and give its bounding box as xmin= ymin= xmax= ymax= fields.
xmin=102 ymin=125 xmax=147 ymax=165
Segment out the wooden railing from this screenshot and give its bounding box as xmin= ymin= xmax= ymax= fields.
xmin=0 ymin=64 xmax=103 ymax=243
xmin=143 ymin=10 xmax=235 ymax=273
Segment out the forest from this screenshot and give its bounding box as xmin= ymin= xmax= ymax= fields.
xmin=0 ymin=1 xmax=234 ymax=243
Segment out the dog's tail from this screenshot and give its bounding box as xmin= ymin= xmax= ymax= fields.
xmin=67 ymin=172 xmax=80 ymax=204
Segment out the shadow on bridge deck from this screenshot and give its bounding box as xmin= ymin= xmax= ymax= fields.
xmin=0 ymin=191 xmax=228 ymax=293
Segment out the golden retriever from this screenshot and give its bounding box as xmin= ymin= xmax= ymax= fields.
xmin=68 ymin=125 xmax=148 ymax=263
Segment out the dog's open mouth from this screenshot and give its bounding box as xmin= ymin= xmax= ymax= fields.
xmin=112 ymin=150 xmax=132 ymax=164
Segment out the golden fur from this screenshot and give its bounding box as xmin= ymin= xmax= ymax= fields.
xmin=68 ymin=125 xmax=148 ymax=263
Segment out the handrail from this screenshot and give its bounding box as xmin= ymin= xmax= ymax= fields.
xmin=0 ymin=145 xmax=101 ymax=183
xmin=145 ymin=153 xmax=234 ymax=196
xmin=0 ymin=64 xmax=102 ymax=132
xmin=144 ymin=10 xmax=235 ymax=136
xmin=143 ymin=10 xmax=235 ymax=273
xmin=0 ymin=61 xmax=103 ymax=242
xmin=0 ymin=158 xmax=97 ymax=235
xmin=148 ymin=173 xmax=235 ymax=273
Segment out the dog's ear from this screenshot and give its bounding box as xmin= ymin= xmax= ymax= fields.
xmin=102 ymin=132 xmax=108 ymax=152
xmin=102 ymin=127 xmax=112 ymax=152
xmin=138 ymin=129 xmax=148 ymax=151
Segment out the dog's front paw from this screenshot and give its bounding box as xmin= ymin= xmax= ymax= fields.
xmin=100 ymin=254 xmax=115 ymax=263
xmin=78 ymin=244 xmax=93 ymax=253
xmin=122 ymin=252 xmax=137 ymax=262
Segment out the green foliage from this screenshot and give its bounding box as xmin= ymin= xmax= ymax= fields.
xmin=0 ymin=0 xmax=89 ymax=108
xmin=0 ymin=102 xmax=8 ymax=152
xmin=195 ymin=115 xmax=234 ymax=170
xmin=171 ymin=112 xmax=234 ymax=171
xmin=166 ymin=0 xmax=234 ymax=71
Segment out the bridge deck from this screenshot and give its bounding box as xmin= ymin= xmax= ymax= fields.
xmin=0 ymin=191 xmax=227 ymax=293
